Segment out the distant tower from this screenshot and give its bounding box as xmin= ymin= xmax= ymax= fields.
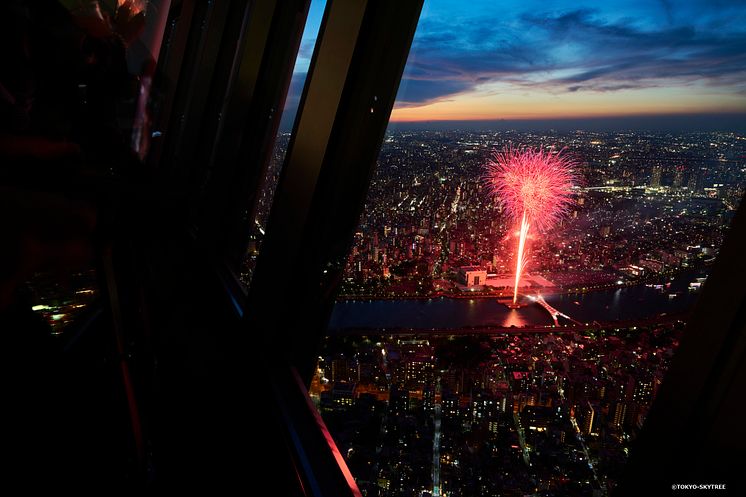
xmin=673 ymin=165 xmax=684 ymax=189
xmin=611 ymin=402 xmax=627 ymax=430
xmin=650 ymin=166 xmax=662 ymax=188
xmin=579 ymin=401 xmax=596 ymax=435
xmin=688 ymin=168 xmax=702 ymax=194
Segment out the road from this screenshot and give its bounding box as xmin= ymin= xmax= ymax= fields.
xmin=432 ymin=377 xmax=442 ymax=497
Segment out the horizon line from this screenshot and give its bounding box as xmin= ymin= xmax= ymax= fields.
xmin=388 ymin=111 xmax=746 ymax=123
xmin=280 ymin=111 xmax=746 ymax=133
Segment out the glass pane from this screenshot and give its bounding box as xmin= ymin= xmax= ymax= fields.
xmin=1 ymin=1 xmax=172 ymax=336
xmin=27 ymin=269 xmax=98 ymax=335
xmin=312 ymin=1 xmax=746 ymax=495
xmin=240 ymin=0 xmax=328 ymax=289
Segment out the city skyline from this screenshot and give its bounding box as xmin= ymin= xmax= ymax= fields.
xmin=245 ymin=128 xmax=745 ymax=311
xmin=332 ymin=129 xmax=742 ymax=302
xmin=282 ymin=0 xmax=746 ymax=130
xmin=309 ymin=126 xmax=744 ymax=496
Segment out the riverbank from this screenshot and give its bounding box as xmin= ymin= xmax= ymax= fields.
xmin=329 ymin=265 xmax=707 ymax=331
xmin=336 ymin=261 xmax=712 ymax=302
xmin=328 ymin=312 xmax=690 ymax=336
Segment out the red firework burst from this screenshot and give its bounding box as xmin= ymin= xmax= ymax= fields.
xmin=484 ymin=145 xmax=576 ymax=303
xmin=484 ymin=145 xmax=576 ymax=232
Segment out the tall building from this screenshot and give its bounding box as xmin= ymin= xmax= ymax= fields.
xmin=688 ymin=168 xmax=702 ymax=194
xmin=331 ymin=358 xmax=360 ymax=384
xmin=404 ymin=357 xmax=433 ymax=389
xmin=579 ymin=401 xmax=596 ymax=435
xmin=650 ymin=165 xmax=662 ymax=188
xmin=673 ymin=166 xmax=685 ymax=189
xmin=611 ymin=402 xmax=627 ymax=430
xmin=633 ymin=378 xmax=654 ymax=404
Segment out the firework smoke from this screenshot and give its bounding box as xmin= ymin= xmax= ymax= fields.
xmin=484 ymin=146 xmax=576 ymax=303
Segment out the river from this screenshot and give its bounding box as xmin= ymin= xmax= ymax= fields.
xmin=328 ymin=268 xmax=707 ymax=331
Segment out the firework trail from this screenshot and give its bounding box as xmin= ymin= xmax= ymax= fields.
xmin=484 ymin=146 xmax=576 ymax=303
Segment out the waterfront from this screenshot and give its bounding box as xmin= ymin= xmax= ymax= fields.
xmin=329 ymin=268 xmax=706 ymax=331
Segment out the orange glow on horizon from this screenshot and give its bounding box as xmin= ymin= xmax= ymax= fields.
xmin=389 ymin=84 xmax=746 ymax=122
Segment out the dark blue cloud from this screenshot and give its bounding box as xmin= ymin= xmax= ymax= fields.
xmin=658 ymin=0 xmax=674 ymax=25
xmin=393 ymin=2 xmax=746 ymax=105
xmin=396 ymin=79 xmax=474 ymax=107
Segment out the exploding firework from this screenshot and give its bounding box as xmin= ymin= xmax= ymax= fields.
xmin=484 ymin=146 xmax=576 ymax=303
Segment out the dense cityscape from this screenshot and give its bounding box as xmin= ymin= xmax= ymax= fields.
xmin=243 ymin=130 xmax=744 ymax=298
xmin=337 ymin=130 xmax=744 ymax=298
xmin=312 ymin=322 xmax=683 ymax=496
xmin=301 ymin=128 xmax=743 ymax=496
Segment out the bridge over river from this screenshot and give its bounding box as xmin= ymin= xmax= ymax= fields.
xmin=531 ymin=294 xmax=584 ymax=326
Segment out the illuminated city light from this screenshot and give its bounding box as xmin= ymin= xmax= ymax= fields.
xmin=484 ymin=146 xmax=576 ymax=303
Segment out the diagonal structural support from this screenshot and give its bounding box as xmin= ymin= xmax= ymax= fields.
xmin=244 ymin=0 xmax=424 ymax=383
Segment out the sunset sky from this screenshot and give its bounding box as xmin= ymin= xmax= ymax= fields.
xmin=284 ymin=0 xmax=746 ymax=129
